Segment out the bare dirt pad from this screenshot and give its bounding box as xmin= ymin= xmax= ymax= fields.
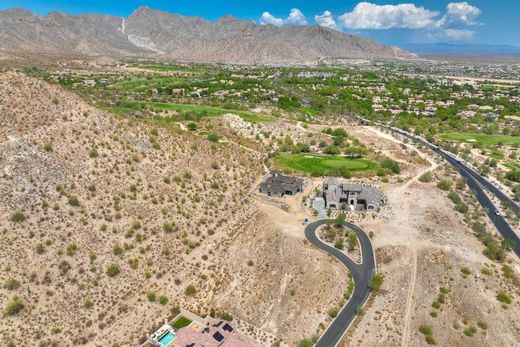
xmin=343 ymin=245 xmax=413 ymax=346
xmin=341 ymin=132 xmax=520 ymax=346
xmin=215 ymin=201 xmax=349 ymax=345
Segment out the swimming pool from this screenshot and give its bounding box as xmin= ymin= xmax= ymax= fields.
xmin=158 ymin=331 xmax=176 ymax=346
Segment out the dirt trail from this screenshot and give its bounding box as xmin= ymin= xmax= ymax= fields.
xmin=400 ymin=247 xmax=417 ymax=347
xmin=362 ymin=126 xmax=439 ymax=347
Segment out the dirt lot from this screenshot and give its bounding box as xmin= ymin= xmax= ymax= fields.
xmin=341 ymin=126 xmax=520 ymax=346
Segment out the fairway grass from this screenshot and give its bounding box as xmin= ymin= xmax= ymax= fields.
xmin=273 ymin=153 xmax=378 ymax=176
xmin=440 ymin=133 xmax=520 ymax=147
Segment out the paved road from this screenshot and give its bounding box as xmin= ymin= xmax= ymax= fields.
xmin=439 ymin=150 xmax=520 ymax=257
xmin=355 ymin=116 xmax=520 ymax=258
xmin=305 ymin=220 xmax=376 ymax=347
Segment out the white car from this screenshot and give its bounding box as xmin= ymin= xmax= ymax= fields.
xmin=494 ymin=210 xmax=501 ymax=216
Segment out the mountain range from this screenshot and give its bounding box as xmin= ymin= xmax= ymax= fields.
xmin=0 ymin=6 xmax=414 ymax=64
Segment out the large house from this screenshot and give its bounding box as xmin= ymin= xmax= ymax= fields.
xmin=172 ymin=320 xmax=261 ymax=347
xmin=259 ymin=170 xmax=304 ymax=197
xmin=322 ymin=177 xmax=382 ymax=211
xmin=146 ymin=315 xmax=262 ymax=347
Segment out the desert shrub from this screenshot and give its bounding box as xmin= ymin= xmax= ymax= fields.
xmin=219 ymin=311 xmax=233 ymax=321
xmin=35 ymin=243 xmax=45 ymax=254
xmin=334 ymin=239 xmax=344 ymax=250
xmin=348 ymin=232 xmax=358 ymax=251
xmin=5 ymin=298 xmax=24 ymax=315
xmin=147 ymin=292 xmax=156 ymax=302
xmin=44 ymin=142 xmax=53 ymax=152
xmin=67 ymin=196 xmax=80 ymax=207
xmin=502 ymin=265 xmax=514 ymax=278
xmin=419 ymin=324 xmax=433 ymax=336
xmin=4 ymin=278 xmax=20 ymax=290
xmin=328 ymin=307 xmax=339 ymax=318
xmin=425 ymin=335 xmax=436 ymax=345
xmin=496 ymin=291 xmax=511 ymax=304
xmin=113 ymin=244 xmax=124 ymax=256
xmin=477 ymin=320 xmax=488 ymax=330
xmin=163 ymin=222 xmax=174 ymax=233
xmin=505 ymin=170 xmax=520 ymax=182
xmin=437 ymin=179 xmax=452 ymax=191
xmin=419 ymin=171 xmax=433 ymax=182
xmin=207 ymin=133 xmax=220 ymax=142
xmin=460 ymin=267 xmax=471 ymax=275
xmin=483 ymin=241 xmax=506 ymax=261
xmin=159 ymin=295 xmax=168 ymax=305
xmin=297 ymin=339 xmax=313 ymax=347
xmin=448 ymin=191 xmax=462 ymax=204
xmin=185 ymin=284 xmax=197 ymax=296
xmin=106 ymin=264 xmax=120 ymax=277
xmin=481 ymin=267 xmax=492 ymax=276
xmin=9 ymin=210 xmax=26 ymax=223
xmin=66 ymin=243 xmax=77 ymax=256
xmin=381 ymin=158 xmax=401 ymax=174
xmin=455 ymin=202 xmax=468 ymax=214
xmin=371 ymin=274 xmax=384 ymax=291
xmin=89 ymin=148 xmax=99 ymax=158
xmin=463 ymin=326 xmax=477 ymax=337
xmin=58 ymin=261 xmax=70 ymax=276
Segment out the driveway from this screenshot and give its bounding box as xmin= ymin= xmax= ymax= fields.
xmin=304 ymin=220 xmax=376 ymax=347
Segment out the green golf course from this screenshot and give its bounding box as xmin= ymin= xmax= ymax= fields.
xmin=273 ymin=154 xmax=378 ymax=176
xmin=440 ymin=133 xmax=520 ymax=147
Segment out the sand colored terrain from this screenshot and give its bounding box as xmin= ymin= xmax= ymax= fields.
xmin=340 ymin=126 xmax=520 ymax=347
xmin=0 ymin=73 xmax=352 ymax=347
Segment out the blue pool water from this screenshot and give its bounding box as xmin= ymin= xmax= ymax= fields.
xmin=158 ymin=331 xmax=176 ymax=346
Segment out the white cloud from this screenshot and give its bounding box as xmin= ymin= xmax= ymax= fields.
xmin=259 ymin=8 xmax=307 ymax=27
xmin=338 ymin=2 xmax=438 ymax=29
xmin=443 ymin=28 xmax=475 ymax=40
xmin=315 ymin=10 xmax=336 ymax=28
xmin=259 ymin=12 xmax=283 ymax=26
xmin=437 ymin=2 xmax=481 ymax=27
xmin=286 ymin=8 xmax=307 ymax=26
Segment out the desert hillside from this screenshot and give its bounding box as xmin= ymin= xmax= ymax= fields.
xmin=0 ymin=72 xmax=349 ymax=346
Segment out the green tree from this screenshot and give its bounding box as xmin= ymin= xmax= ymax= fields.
xmin=334 ymin=212 xmax=346 ymax=227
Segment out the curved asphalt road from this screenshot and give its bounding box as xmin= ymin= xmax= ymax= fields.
xmin=305 ymin=220 xmax=376 ymax=347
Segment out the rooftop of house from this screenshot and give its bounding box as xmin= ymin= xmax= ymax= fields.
xmin=259 ymin=170 xmax=304 ymax=194
xmin=172 ymin=320 xmax=263 ymax=347
xmin=324 ymin=178 xmax=381 ymax=205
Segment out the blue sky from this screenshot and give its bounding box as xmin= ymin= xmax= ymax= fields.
xmin=1 ymin=1 xmax=518 ymax=46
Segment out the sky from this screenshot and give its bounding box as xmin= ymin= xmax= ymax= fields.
xmin=1 ymin=1 xmax=519 ymax=47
